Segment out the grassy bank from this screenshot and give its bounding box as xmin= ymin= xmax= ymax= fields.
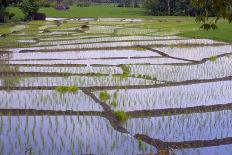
xmin=180 ymin=22 xmax=232 ymax=43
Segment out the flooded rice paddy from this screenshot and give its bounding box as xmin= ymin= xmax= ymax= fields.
xmin=0 ymin=18 xmax=232 ymax=154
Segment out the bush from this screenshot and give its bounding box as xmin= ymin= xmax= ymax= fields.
xmin=0 ymin=8 xmax=15 ymax=23
xmin=20 ymin=0 xmax=39 ymax=20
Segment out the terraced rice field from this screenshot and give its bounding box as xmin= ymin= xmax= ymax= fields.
xmin=0 ymin=18 xmax=232 ymax=154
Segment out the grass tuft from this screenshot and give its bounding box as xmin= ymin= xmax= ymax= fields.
xmin=209 ymin=56 xmax=217 ymax=62
xmin=113 ymin=111 xmax=128 ymax=122
xmin=99 ymin=91 xmax=110 ymax=102
xmin=55 ymin=86 xmax=79 ymax=93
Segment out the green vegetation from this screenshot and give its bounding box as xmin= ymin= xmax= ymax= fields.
xmin=0 ymin=5 xmax=231 ymax=43
xmin=180 ymin=22 xmax=232 ymax=42
xmin=55 ymin=86 xmax=79 ymax=93
xmin=2 ymin=76 xmax=21 ymax=87
xmin=99 ymin=91 xmax=110 ymax=102
xmin=119 ymin=65 xmax=131 ymax=77
xmin=40 ymin=5 xmax=146 ymax=18
xmin=20 ymin=0 xmax=39 ymax=19
xmin=209 ymin=56 xmax=218 ymax=62
xmin=113 ymin=111 xmax=128 ymax=122
xmin=111 ymin=100 xmax=118 ymax=107
xmin=131 ymin=74 xmax=157 ymax=81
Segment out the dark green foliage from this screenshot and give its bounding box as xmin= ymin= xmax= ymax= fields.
xmin=20 ymin=0 xmax=39 ymax=20
xmin=200 ymin=23 xmax=218 ymax=31
xmin=0 ymin=0 xmax=18 ymax=22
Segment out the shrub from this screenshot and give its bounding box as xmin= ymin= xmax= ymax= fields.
xmin=20 ymin=0 xmax=39 ymax=20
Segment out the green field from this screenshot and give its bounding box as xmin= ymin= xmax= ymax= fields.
xmin=2 ymin=5 xmax=232 ymax=43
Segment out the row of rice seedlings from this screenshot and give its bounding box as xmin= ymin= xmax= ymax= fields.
xmin=1 ymin=75 xmax=155 ymax=87
xmin=34 ymin=35 xmax=174 ymax=46
xmin=18 ymin=66 xmax=122 ymax=75
xmin=124 ymin=110 xmax=232 ymax=142
xmin=0 ymin=90 xmax=103 ymax=111
xmin=39 ymin=34 xmax=112 ymax=41
xmin=115 ymin=65 xmax=158 ymax=82
xmin=128 ymin=57 xmax=232 ymax=82
xmin=99 ymin=80 xmax=232 ymax=111
xmin=116 ymin=28 xmax=156 ymax=35
xmin=25 ymin=39 xmax=223 ymax=52
xmin=86 ymin=25 xmax=121 ymax=34
xmin=154 ymin=45 xmax=232 ymax=61
xmin=0 ymin=115 xmax=154 ymax=154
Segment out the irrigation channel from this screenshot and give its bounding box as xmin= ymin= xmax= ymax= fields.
xmin=0 ymin=17 xmax=232 ymax=154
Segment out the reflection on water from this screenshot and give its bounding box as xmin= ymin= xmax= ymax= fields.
xmin=0 ymin=116 xmax=155 ymax=154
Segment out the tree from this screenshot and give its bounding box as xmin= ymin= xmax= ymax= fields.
xmin=0 ymin=0 xmax=20 ymax=22
xmin=192 ymin=0 xmax=232 ymax=30
xmin=20 ymin=0 xmax=39 ymax=20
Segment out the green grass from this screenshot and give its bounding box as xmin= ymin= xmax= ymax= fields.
xmin=7 ymin=7 xmax=24 ymax=21
xmin=180 ymin=22 xmax=232 ymax=43
xmin=39 ymin=5 xmax=147 ymax=18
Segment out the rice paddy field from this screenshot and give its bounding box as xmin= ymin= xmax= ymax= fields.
xmin=0 ymin=17 xmax=232 ymax=154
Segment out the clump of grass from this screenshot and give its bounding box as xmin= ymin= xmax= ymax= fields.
xmin=111 ymin=100 xmax=118 ymax=107
xmin=55 ymin=86 xmax=79 ymax=93
xmin=113 ymin=111 xmax=128 ymax=122
xmin=209 ymin=56 xmax=217 ymax=62
xmin=99 ymin=91 xmax=110 ymax=102
xmin=119 ymin=65 xmax=131 ymax=77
